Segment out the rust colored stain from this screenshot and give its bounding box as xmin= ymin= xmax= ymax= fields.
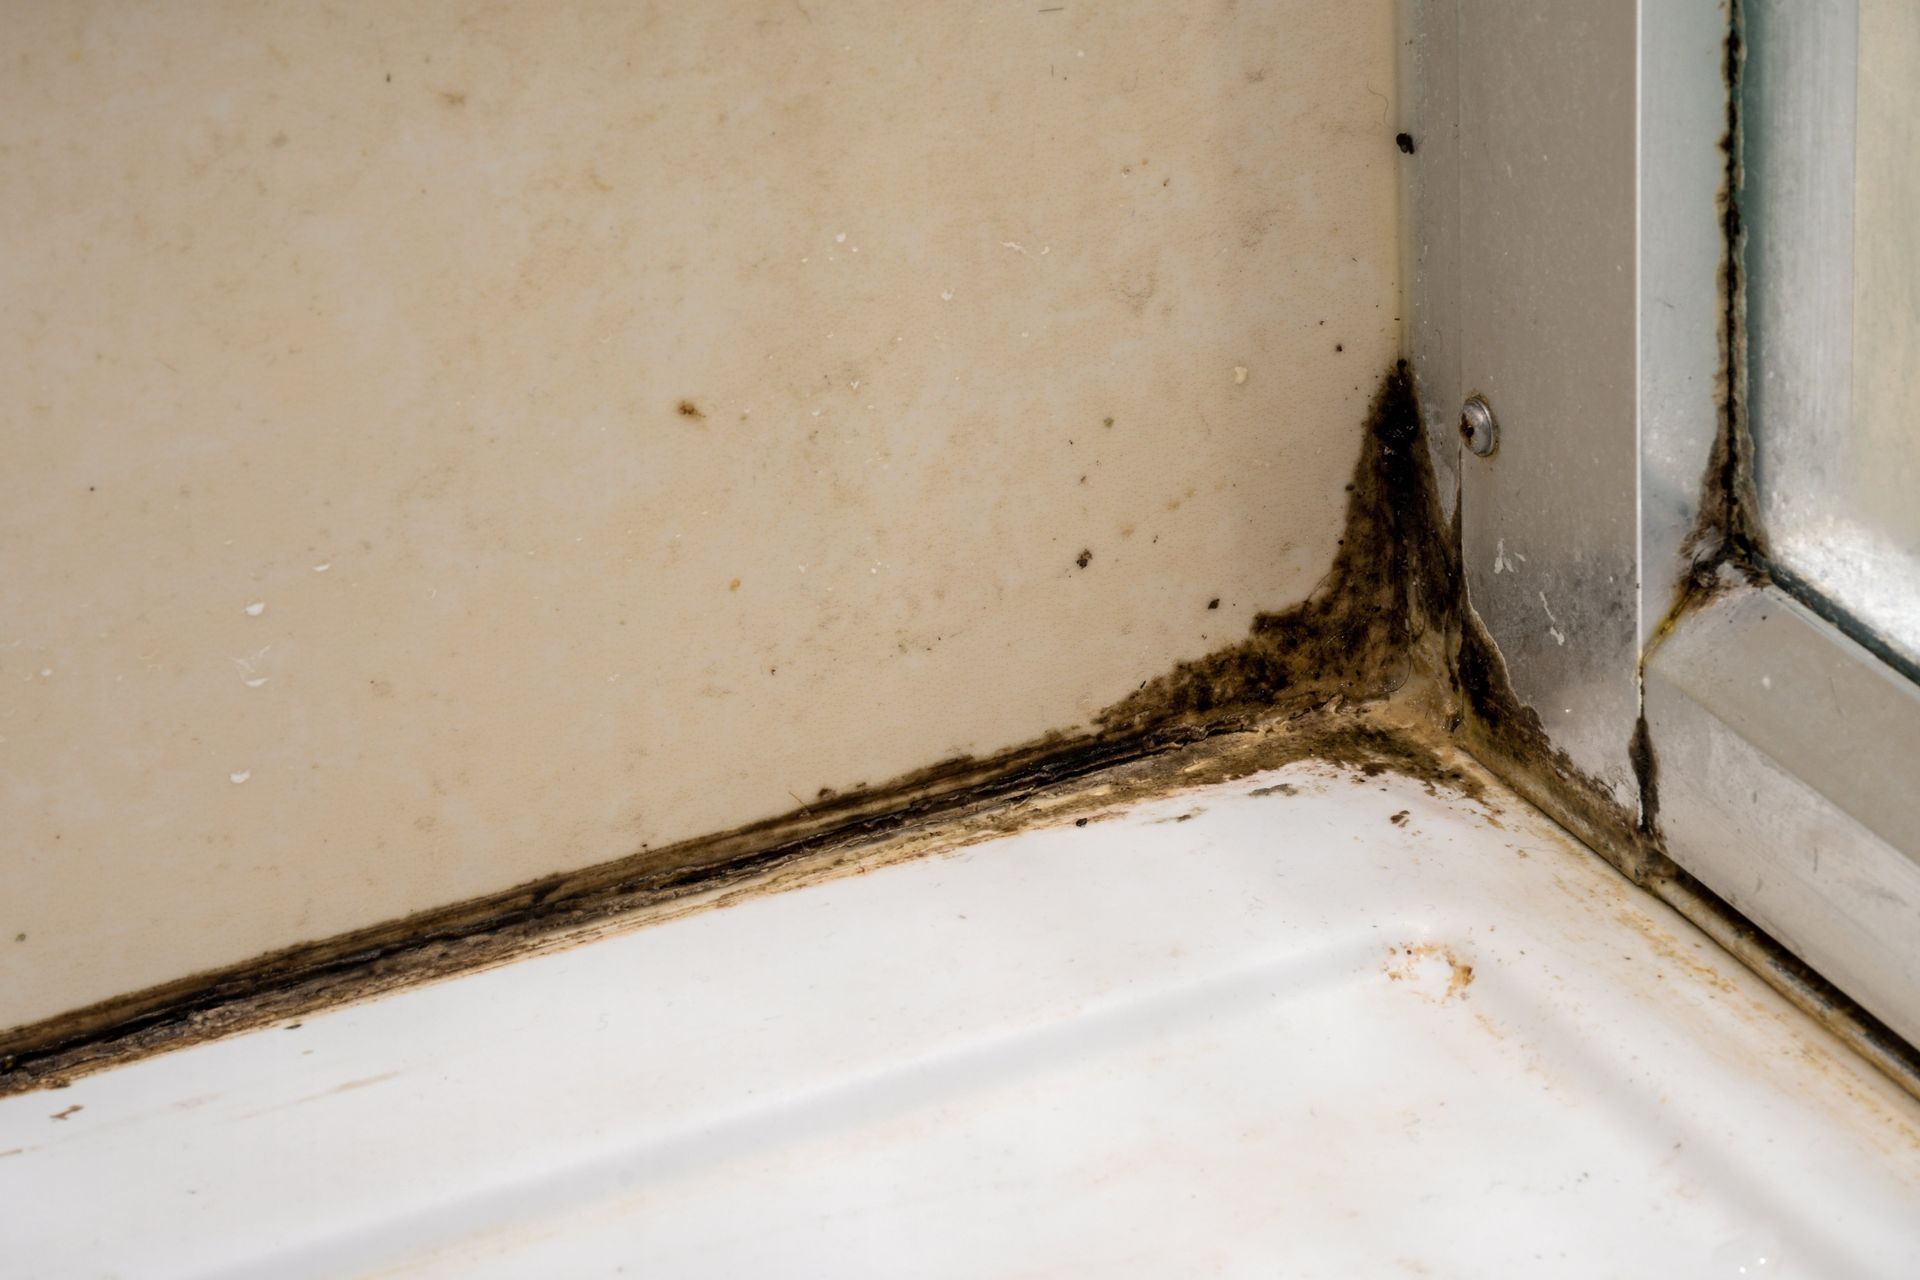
xmin=1385 ymin=943 xmax=1476 ymax=1000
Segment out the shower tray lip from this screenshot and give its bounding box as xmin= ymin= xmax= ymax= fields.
xmin=5 ymin=744 xmax=1917 ymax=1278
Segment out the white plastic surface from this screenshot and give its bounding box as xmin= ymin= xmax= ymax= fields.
xmin=5 ymin=757 xmax=1919 ymax=1277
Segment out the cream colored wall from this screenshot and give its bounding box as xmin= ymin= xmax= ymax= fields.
xmin=0 ymin=0 xmax=1400 ymax=1030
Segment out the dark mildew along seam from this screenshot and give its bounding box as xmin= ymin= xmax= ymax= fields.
xmin=1664 ymin=0 xmax=1767 ymax=636
xmin=1 ymin=361 xmax=1464 ymax=1095
xmin=11 ymin=341 xmax=1915 ymax=1098
xmin=1678 ymin=5 xmax=1920 ymax=692
xmin=1100 ymin=360 xmax=1458 ymax=738
xmin=1617 ymin=3 xmax=1920 ymax=1096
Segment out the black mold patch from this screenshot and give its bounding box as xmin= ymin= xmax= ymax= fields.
xmin=1098 ymin=362 xmax=1456 ymax=736
xmin=1628 ymin=714 xmax=1660 ymax=835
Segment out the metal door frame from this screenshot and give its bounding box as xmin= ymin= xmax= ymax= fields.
xmin=1409 ymin=0 xmax=1920 ymax=1056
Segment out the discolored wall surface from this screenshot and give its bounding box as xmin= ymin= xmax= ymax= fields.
xmin=0 ymin=0 xmax=1401 ymax=1030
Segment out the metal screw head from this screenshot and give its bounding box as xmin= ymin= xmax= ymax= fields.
xmin=1460 ymin=395 xmax=1498 ymax=457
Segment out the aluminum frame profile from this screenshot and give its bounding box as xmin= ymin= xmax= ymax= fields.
xmin=1412 ymin=0 xmax=1920 ymax=1054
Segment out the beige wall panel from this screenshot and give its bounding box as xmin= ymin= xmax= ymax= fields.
xmin=0 ymin=0 xmax=1400 ymax=1027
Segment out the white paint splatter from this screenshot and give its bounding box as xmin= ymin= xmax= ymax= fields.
xmin=312 ymin=562 xmax=331 ymax=573
xmin=234 ymin=644 xmax=273 ymax=688
xmin=39 ymin=667 xmax=53 ymax=678
xmin=1538 ymin=591 xmax=1566 ymax=646
xmin=1761 ymin=674 xmax=1773 ymax=690
xmin=940 ymin=289 xmax=955 ymax=301
xmin=244 ymin=601 xmax=266 ymax=617
xmin=1000 ymin=241 xmax=1027 ymax=254
xmin=834 ymin=232 xmax=846 ymax=244
xmin=1232 ymin=366 xmax=1249 ymax=385
xmin=229 ymin=770 xmax=251 ymax=785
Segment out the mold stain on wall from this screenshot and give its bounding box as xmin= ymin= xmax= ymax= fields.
xmin=2 ymin=360 xmax=1474 ymax=1094
xmin=1099 ymin=362 xmax=1455 ymax=736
